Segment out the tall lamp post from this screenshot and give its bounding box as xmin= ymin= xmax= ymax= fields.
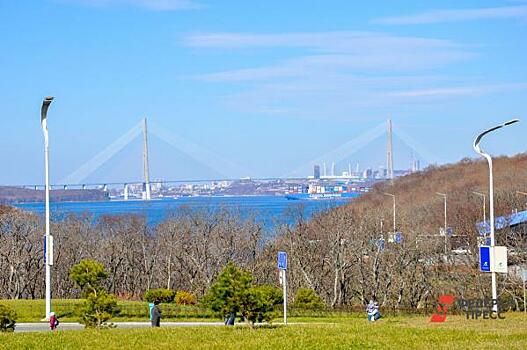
xmin=472 ymin=191 xmax=486 ymax=224
xmin=473 ymin=191 xmax=486 ymax=242
xmin=41 ymin=96 xmax=54 ymax=319
xmin=473 ymin=118 xmax=519 ymax=312
xmin=382 ymin=192 xmax=396 ymax=234
xmin=436 ymin=192 xmax=447 ymax=254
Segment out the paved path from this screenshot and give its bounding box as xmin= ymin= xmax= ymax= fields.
xmin=15 ymin=321 xmax=225 ymax=333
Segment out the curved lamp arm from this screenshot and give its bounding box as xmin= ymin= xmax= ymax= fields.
xmin=473 ymin=119 xmax=519 ymax=155
xmin=41 ymin=96 xmax=54 ymax=132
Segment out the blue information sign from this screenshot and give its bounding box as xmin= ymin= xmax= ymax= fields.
xmin=480 ymin=246 xmax=491 ymax=272
xmin=278 ymin=251 xmax=287 ymax=270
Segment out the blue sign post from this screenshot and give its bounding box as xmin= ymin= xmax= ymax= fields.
xmin=277 ymin=251 xmax=288 ymax=325
xmin=480 ymin=246 xmax=491 ymax=272
xmin=278 ymin=251 xmax=287 ymax=270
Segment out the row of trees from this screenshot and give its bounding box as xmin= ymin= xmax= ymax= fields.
xmin=1 ymin=156 xmax=527 ymax=310
xmin=0 ymin=205 xmax=272 ymax=301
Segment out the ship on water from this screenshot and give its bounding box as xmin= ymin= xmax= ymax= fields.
xmin=285 ymin=183 xmax=369 ymax=200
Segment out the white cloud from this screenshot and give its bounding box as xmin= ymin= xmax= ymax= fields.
xmin=374 ymin=5 xmax=527 ymax=25
xmin=187 ymin=32 xmax=475 ymax=82
xmin=61 ymin=0 xmax=203 ymax=10
xmin=181 ymin=31 xmax=523 ymax=120
xmin=182 ymin=31 xmax=456 ymax=51
xmin=199 ymin=51 xmax=474 ymax=83
xmin=184 ymin=31 xmax=473 ymax=83
xmin=385 ymin=83 xmax=527 ymax=98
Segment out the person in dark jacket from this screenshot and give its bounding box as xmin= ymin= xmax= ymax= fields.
xmin=151 ymin=300 xmax=161 ymax=327
xmin=225 ymin=312 xmax=235 ymax=326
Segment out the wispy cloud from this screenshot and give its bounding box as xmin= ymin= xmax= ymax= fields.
xmin=61 ymin=0 xmax=203 ymax=11
xmin=182 ymin=31 xmax=456 ymax=51
xmin=184 ymin=32 xmax=472 ymax=83
xmin=180 ymin=31 xmax=522 ymax=120
xmin=199 ymin=51 xmax=474 ymax=82
xmin=374 ymin=5 xmax=527 ymax=25
xmin=385 ymin=83 xmax=527 ymax=98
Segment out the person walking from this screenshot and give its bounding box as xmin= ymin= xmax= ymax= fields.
xmin=49 ymin=312 xmax=59 ymax=330
xmin=151 ymin=300 xmax=161 ymax=327
xmin=224 ymin=312 xmax=235 ymax=326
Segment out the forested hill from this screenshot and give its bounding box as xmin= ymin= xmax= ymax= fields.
xmin=281 ymin=154 xmax=527 ymax=307
xmin=0 ymin=187 xmax=109 ymax=204
xmin=336 ymin=153 xmax=527 ymax=241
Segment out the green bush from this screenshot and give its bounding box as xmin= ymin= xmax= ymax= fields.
xmin=241 ymin=285 xmax=283 ymax=324
xmin=202 ymin=262 xmax=253 ymax=319
xmin=202 ymin=262 xmax=283 ymax=326
xmin=0 ymin=304 xmax=17 ymax=332
xmin=78 ymin=291 xmax=118 ymax=328
xmin=69 ymin=259 xmax=108 ymax=298
xmin=70 ymin=259 xmax=118 ymax=328
xmin=293 ymin=288 xmax=325 ymax=310
xmin=175 ymin=291 xmax=197 ymax=306
xmin=144 ymin=289 xmax=176 ymax=303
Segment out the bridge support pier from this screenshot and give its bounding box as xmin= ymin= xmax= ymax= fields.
xmin=142 ymin=182 xmax=151 ymax=201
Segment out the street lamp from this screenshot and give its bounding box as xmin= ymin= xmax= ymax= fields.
xmin=41 ymin=96 xmax=54 ymax=320
xmin=473 ymin=191 xmax=487 ymax=245
xmin=436 ymin=192 xmax=447 ymax=254
xmin=382 ymin=192 xmax=396 ymax=233
xmin=473 ymin=118 xmax=519 ymax=312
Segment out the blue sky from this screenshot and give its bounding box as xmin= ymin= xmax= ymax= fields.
xmin=1 ymin=0 xmax=526 ymax=184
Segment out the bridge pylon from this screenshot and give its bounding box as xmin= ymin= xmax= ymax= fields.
xmin=143 ymin=118 xmax=151 ymax=200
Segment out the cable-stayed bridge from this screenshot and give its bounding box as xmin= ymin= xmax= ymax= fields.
xmin=17 ymin=118 xmax=437 ymax=200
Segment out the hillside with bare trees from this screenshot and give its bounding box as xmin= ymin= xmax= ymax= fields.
xmin=277 ymin=154 xmax=527 ymax=309
xmin=1 ymin=155 xmax=526 ymax=311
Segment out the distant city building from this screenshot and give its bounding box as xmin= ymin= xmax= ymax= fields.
xmin=314 ymin=165 xmax=321 ymax=179
xmin=379 ymin=166 xmax=387 ymax=178
xmin=412 ymin=159 xmax=421 ymax=172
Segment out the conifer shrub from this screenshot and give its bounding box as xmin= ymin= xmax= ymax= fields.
xmin=175 ymin=291 xmax=197 ymax=306
xmin=0 ymin=304 xmax=17 ymax=332
xmin=293 ymin=288 xmax=326 ymax=310
xmin=144 ymin=289 xmax=176 ymax=303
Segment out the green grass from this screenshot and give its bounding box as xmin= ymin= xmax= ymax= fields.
xmin=1 ymin=313 xmax=527 ymax=349
xmin=0 ymin=299 xmax=215 ymax=322
xmin=0 ymin=299 xmax=369 ymax=323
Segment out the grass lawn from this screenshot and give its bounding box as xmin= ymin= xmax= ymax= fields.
xmin=1 ymin=313 xmax=527 ymax=349
xmin=0 ymin=299 xmax=215 ymax=322
xmin=0 ymin=299 xmax=368 ymax=322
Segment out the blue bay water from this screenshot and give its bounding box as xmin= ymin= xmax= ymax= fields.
xmin=15 ymin=196 xmax=349 ymax=233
